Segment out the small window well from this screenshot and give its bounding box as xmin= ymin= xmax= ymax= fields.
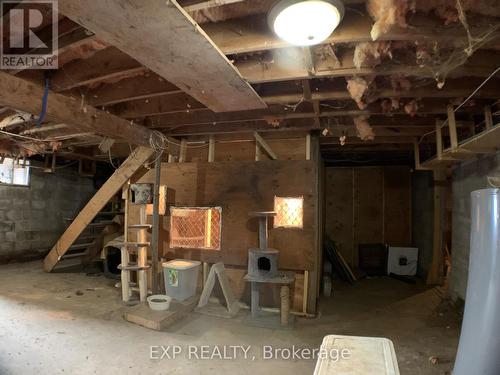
xmin=170 ymin=207 xmax=222 ymax=250
xmin=0 ymin=157 xmax=30 ymax=186
xmin=274 ymin=196 xmax=304 ymax=229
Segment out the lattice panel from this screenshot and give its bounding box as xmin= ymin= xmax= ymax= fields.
xmin=274 ymin=196 xmax=304 ymax=228
xmin=170 ymin=207 xmax=222 ymax=250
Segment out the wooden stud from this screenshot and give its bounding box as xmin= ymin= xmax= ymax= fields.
xmin=150 ymin=155 xmax=162 ymax=294
xmin=179 ymin=139 xmax=187 ymax=163
xmin=427 ymin=168 xmax=445 ymax=285
xmin=485 ymin=106 xmax=493 ymax=130
xmin=435 ymin=120 xmax=443 ymax=158
xmin=306 ymin=133 xmax=311 ymax=160
xmin=447 ymin=104 xmax=458 ymax=149
xmin=121 ymin=183 xmax=131 ymax=301
xmin=208 ymin=135 xmax=215 ymax=162
xmin=302 ymin=270 xmax=309 ymax=314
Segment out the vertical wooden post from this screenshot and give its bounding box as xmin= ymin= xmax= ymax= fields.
xmin=255 ymin=143 xmax=261 ymax=161
xmin=137 ymin=206 xmax=148 ymax=301
xmin=121 ymin=183 xmax=131 ymax=302
xmin=427 ymin=168 xmax=445 ymax=285
xmin=150 ymin=155 xmax=161 ymax=294
xmin=435 ymin=120 xmax=443 ymax=159
xmin=179 ymin=138 xmax=187 ymax=162
xmin=413 ymin=139 xmax=422 ymax=170
xmin=306 ymin=133 xmax=311 ymax=160
xmin=208 ymin=135 xmax=215 ymax=162
xmin=447 ymin=105 xmax=458 ymax=149
xmin=484 ymin=106 xmax=493 ymax=130
xmin=280 ymin=285 xmax=290 ymax=326
xmin=302 ymin=270 xmax=309 ymax=314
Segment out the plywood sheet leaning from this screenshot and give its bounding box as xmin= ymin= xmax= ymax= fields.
xmin=58 ymin=0 xmax=266 ymax=112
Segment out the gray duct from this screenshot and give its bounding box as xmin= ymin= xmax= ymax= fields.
xmin=453 ymin=188 xmax=499 ymax=375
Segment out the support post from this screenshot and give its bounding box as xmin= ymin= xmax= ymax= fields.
xmin=150 ymin=154 xmax=161 ymax=294
xmin=447 ymin=105 xmax=458 ymax=149
xmin=485 ymin=106 xmax=493 ymax=130
xmin=427 ymin=168 xmax=445 ymax=285
xmin=179 ymin=138 xmax=187 ymax=162
xmin=280 ymin=285 xmax=290 ymax=326
xmin=121 ymin=183 xmax=131 ymax=302
xmin=138 ymin=206 xmax=148 ymax=301
xmin=435 ymin=120 xmax=443 ymax=158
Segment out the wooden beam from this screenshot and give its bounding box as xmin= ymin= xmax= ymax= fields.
xmin=149 ymin=100 xmax=484 ymax=129
xmin=236 ymin=48 xmax=500 ymax=84
xmin=43 ymin=146 xmax=154 ymax=272
xmin=58 ymin=0 xmax=266 ymax=112
xmin=0 ymin=71 xmax=179 ymax=155
xmin=254 ymin=131 xmax=277 ymax=160
xmin=204 ymin=12 xmax=499 ymax=55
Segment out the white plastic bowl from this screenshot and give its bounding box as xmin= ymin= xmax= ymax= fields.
xmin=147 ymin=295 xmax=172 ymax=311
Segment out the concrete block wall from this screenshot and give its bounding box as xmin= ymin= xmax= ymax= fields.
xmin=450 ymin=151 xmax=500 ymax=302
xmin=0 ymin=167 xmax=96 ymax=263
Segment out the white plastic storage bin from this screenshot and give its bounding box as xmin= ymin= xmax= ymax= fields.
xmin=313 ymin=335 xmax=400 ymax=375
xmin=162 ymin=259 xmax=201 ymax=301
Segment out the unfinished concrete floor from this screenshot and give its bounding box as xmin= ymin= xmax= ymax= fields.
xmin=0 ymin=261 xmax=461 ymax=375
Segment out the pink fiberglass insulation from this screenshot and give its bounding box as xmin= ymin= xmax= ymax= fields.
xmin=354 ymin=116 xmax=376 ymax=141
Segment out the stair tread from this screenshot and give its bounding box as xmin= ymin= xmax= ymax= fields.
xmin=61 ymin=251 xmax=88 ymax=259
xmin=68 ymin=242 xmax=95 ymax=250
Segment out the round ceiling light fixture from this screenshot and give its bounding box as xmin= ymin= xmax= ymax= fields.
xmin=268 ymin=0 xmax=344 ymax=46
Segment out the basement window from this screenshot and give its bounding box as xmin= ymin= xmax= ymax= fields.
xmin=0 ymin=157 xmax=30 ymax=186
xmin=170 ymin=207 xmax=222 ymax=250
xmin=274 ymin=196 xmax=304 ymax=229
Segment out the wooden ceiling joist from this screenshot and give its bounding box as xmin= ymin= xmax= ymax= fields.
xmin=203 ymin=12 xmax=500 ymax=55
xmin=51 ymin=47 xmax=147 ymax=92
xmin=0 ymin=71 xmax=179 ymax=155
xmin=83 ymin=74 xmax=182 ymax=107
xmin=236 ymin=49 xmax=500 ymax=84
xmin=58 ymin=0 xmax=266 ymax=112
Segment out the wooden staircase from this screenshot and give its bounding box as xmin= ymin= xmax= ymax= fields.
xmin=53 ymin=211 xmax=122 ymax=271
xmin=43 ymin=147 xmax=154 ymax=272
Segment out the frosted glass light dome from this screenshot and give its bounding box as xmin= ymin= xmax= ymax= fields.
xmin=268 ymin=0 xmax=345 ymax=46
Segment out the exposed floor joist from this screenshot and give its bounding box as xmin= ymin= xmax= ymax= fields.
xmin=0 ymin=71 xmax=179 ymax=155
xmin=58 ymin=0 xmax=266 ymax=112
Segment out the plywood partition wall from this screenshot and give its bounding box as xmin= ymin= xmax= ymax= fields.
xmin=325 ymin=166 xmax=412 ymax=267
xmin=130 ymin=159 xmax=318 ymax=312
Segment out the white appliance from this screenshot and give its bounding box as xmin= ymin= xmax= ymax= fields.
xmin=387 ymin=247 xmax=418 ymax=276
